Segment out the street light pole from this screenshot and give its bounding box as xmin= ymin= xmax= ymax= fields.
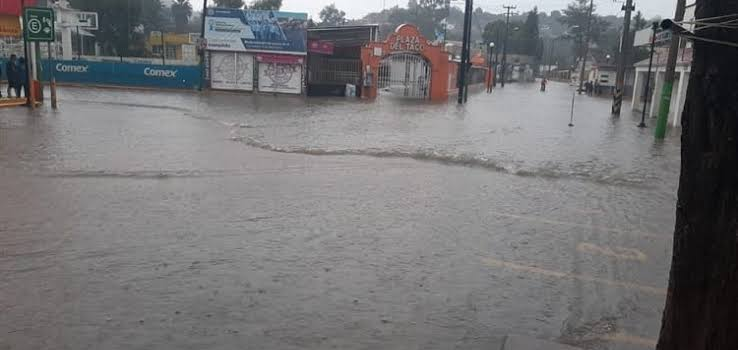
xmin=500 ymin=5 xmax=515 ymax=88
xmin=577 ymin=0 xmax=594 ymax=94
xmin=487 ymin=42 xmax=494 ymax=93
xmin=639 ymin=22 xmax=659 ymax=128
xmin=493 ymin=28 xmax=500 ymax=87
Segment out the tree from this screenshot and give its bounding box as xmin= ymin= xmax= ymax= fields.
xmin=558 ymin=0 xmax=610 ymax=58
xmin=171 ymin=0 xmax=192 ymax=33
xmin=319 ymin=4 xmax=346 ymax=26
xmin=522 ymin=7 xmax=540 ymax=57
xmin=250 ymin=0 xmax=282 ymax=10
xmin=482 ymin=20 xmax=505 ymax=46
xmin=655 ymin=0 xmax=738 ymax=349
xmin=630 ymin=11 xmax=651 ymax=65
xmin=70 ymin=0 xmax=164 ymax=56
xmin=213 ymin=0 xmax=244 ymax=8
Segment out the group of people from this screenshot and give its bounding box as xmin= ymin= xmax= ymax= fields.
xmin=583 ymin=80 xmax=607 ymax=96
xmin=3 ymin=54 xmax=28 ymax=99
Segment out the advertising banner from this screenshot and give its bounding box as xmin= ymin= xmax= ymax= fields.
xmin=258 ymin=62 xmax=302 ymax=94
xmin=40 ymin=60 xmax=201 ymax=89
xmin=0 ymin=0 xmax=36 ymax=16
xmin=0 ymin=14 xmax=20 ymax=37
xmin=255 ymin=53 xmax=303 ymax=65
xmin=308 ymin=40 xmax=334 ymax=55
xmin=205 ymin=8 xmax=307 ymax=54
xmin=210 ymin=51 xmax=254 ymax=91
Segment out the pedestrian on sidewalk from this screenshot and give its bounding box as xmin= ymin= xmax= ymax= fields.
xmin=5 ymin=54 xmax=18 ymax=98
xmin=16 ymin=57 xmax=27 ymax=98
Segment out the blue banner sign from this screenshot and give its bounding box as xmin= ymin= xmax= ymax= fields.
xmin=204 ymin=8 xmax=307 ymax=55
xmin=39 ymin=60 xmax=201 ymax=89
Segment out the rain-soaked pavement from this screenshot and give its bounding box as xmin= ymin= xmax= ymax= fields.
xmin=0 ymin=82 xmax=681 ymax=350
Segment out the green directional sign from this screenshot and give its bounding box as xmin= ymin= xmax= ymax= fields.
xmin=24 ymin=7 xmax=55 ymax=42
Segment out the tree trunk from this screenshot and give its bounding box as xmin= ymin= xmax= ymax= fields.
xmin=656 ymin=1 xmax=738 ymax=349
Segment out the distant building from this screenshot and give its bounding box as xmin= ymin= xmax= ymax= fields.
xmin=146 ymin=32 xmax=199 ymax=63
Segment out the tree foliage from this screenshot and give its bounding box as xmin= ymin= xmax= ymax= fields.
xmin=319 ymin=4 xmax=347 ymax=26
xmin=69 ymin=0 xmax=164 ymax=56
xmin=558 ymin=0 xmax=610 ymax=58
xmin=213 ymin=0 xmax=244 ymax=8
xmin=250 ymin=0 xmax=282 ymax=11
xmin=171 ymin=0 xmax=192 ymax=33
xmin=522 ymin=7 xmax=541 ymax=58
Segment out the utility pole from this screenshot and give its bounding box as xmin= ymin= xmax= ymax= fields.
xmin=500 ymin=5 xmax=515 ymax=87
xmin=493 ymin=28 xmax=500 ymax=87
xmin=198 ymin=0 xmax=209 ymax=91
xmin=577 ymin=0 xmax=594 ymax=94
xmin=457 ymin=0 xmax=473 ymax=104
xmin=654 ymin=0 xmax=687 ymax=138
xmin=612 ymin=0 xmax=635 ymax=115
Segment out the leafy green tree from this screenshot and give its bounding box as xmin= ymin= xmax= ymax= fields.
xmin=482 ymin=20 xmax=505 ymax=46
xmin=70 ymin=0 xmax=164 ymax=56
xmin=558 ymin=0 xmax=610 ymax=59
xmin=522 ymin=7 xmax=540 ymax=57
xmin=319 ymin=4 xmax=347 ymax=26
xmin=213 ymin=0 xmax=244 ymax=8
xmin=250 ymin=0 xmax=282 ymax=10
xmin=171 ymin=0 xmax=192 ymax=33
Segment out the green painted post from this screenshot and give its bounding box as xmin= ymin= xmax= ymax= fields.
xmin=654 ymin=81 xmax=673 ymax=137
xmin=654 ymin=0 xmax=686 ymax=139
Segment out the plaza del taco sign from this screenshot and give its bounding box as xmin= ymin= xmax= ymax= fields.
xmin=389 ymin=34 xmax=427 ymax=52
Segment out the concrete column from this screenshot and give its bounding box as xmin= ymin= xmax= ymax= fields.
xmin=672 ymin=70 xmax=688 ymax=127
xmin=631 ymin=69 xmax=641 ymax=109
xmin=649 ymin=70 xmax=663 ymax=118
xmin=62 ymin=27 xmax=73 ymax=60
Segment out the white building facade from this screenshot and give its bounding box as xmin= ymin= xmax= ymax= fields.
xmin=631 ymin=2 xmax=696 ymax=128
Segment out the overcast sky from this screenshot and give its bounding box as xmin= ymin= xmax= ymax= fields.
xmin=188 ymin=0 xmax=677 ymax=20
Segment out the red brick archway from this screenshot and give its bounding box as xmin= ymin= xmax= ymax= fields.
xmin=361 ymin=24 xmax=451 ymax=101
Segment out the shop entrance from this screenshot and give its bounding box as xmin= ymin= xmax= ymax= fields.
xmin=361 ymin=24 xmax=450 ymax=101
xmin=377 ymin=53 xmax=431 ymax=99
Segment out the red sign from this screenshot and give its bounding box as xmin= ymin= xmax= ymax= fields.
xmin=0 ymin=0 xmax=37 ymax=17
xmin=308 ymin=40 xmax=334 ymax=55
xmin=256 ymin=54 xmax=304 ymax=65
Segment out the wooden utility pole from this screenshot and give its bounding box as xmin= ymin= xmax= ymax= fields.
xmin=655 ymin=0 xmax=738 ymax=348
xmin=612 ymin=0 xmax=635 ymax=115
xmin=500 ymin=5 xmax=515 ymax=87
xmin=654 ymin=0 xmax=687 ymax=138
xmin=577 ymin=0 xmax=594 ymax=94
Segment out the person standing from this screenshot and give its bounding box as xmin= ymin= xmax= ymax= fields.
xmin=16 ymin=57 xmax=27 ymax=98
xmin=5 ymin=54 xmax=18 ymax=97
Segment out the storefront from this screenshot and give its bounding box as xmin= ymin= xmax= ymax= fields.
xmin=361 ymin=24 xmax=452 ymax=101
xmin=203 ymin=7 xmax=307 ymax=94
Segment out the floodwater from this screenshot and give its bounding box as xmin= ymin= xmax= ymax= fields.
xmin=0 ymin=82 xmax=680 ymax=349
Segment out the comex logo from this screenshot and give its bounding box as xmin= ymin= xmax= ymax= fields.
xmin=56 ymin=63 xmax=88 ymax=73
xmin=144 ymin=68 xmax=178 ymax=78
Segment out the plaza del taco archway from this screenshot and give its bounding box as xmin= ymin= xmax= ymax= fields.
xmin=361 ymin=24 xmax=452 ymax=101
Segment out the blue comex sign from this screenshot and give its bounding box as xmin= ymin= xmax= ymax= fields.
xmin=204 ymin=8 xmax=307 ymax=54
xmin=44 ymin=60 xmax=201 ymax=89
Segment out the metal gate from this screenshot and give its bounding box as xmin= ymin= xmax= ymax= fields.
xmin=378 ymin=53 xmax=431 ymax=99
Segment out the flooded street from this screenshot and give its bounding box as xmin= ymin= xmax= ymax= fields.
xmin=1 ymin=82 xmax=680 ymax=349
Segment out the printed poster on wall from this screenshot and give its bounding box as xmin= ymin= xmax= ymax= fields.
xmin=258 ymin=62 xmax=302 ymax=94
xmin=210 ymin=51 xmax=254 ymax=91
xmin=205 ymin=8 xmax=307 ymax=54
